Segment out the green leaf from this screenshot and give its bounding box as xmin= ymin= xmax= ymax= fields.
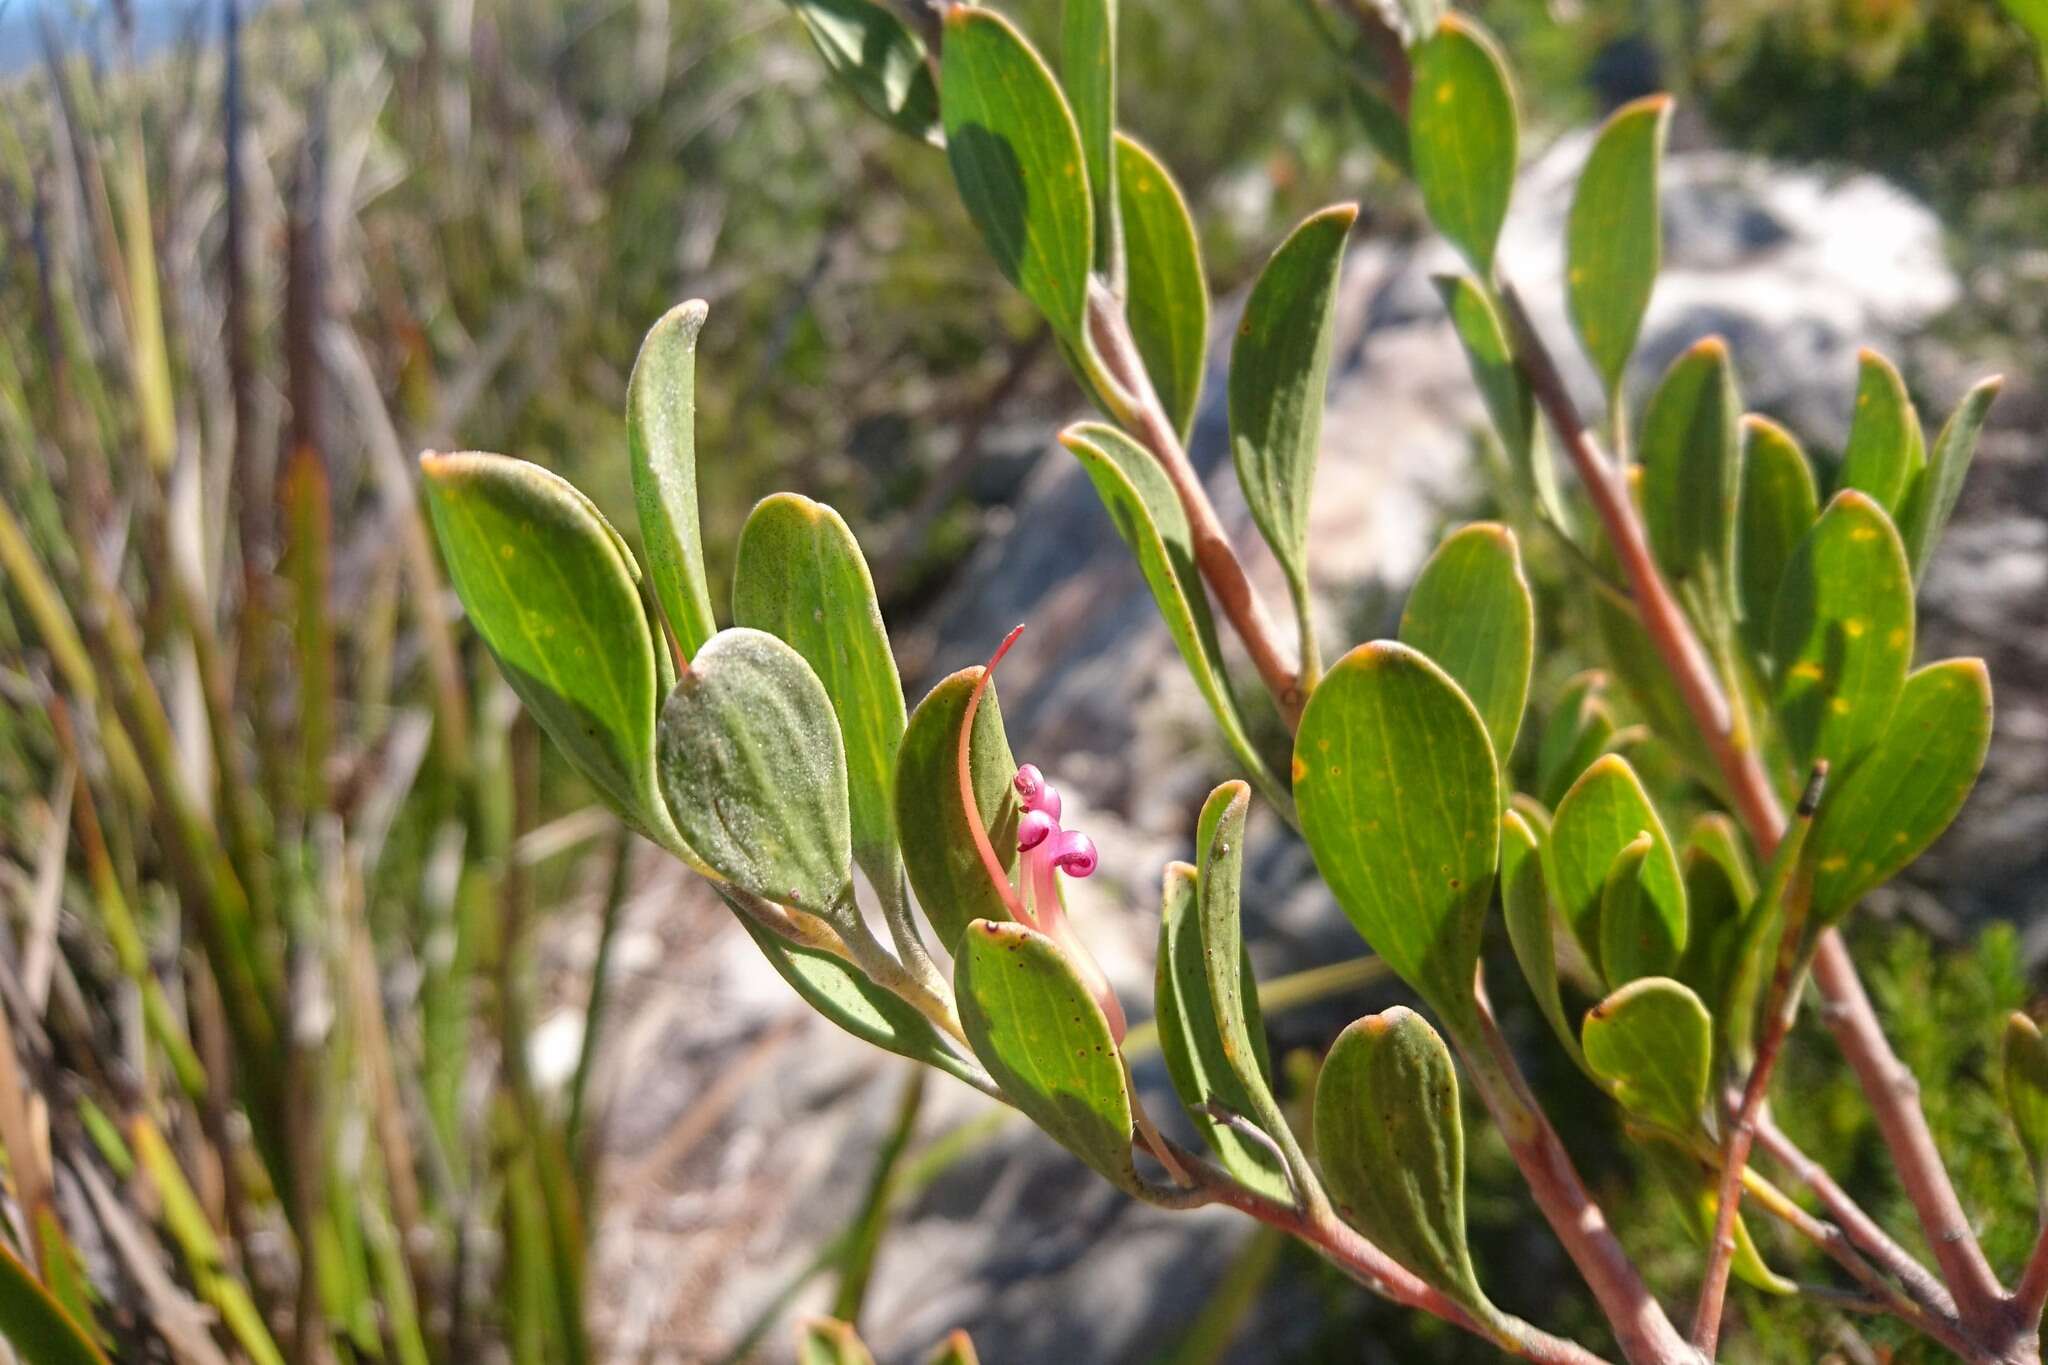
xmin=733 ymin=494 xmax=907 ymax=902
xmin=1061 ymin=423 xmax=1286 ymax=813
xmin=896 ymin=667 xmax=1020 ymax=952
xmin=1897 ymin=377 xmax=2001 ymax=582
xmin=1581 ymin=976 xmax=1711 ymax=1134
xmin=628 ymin=302 xmax=720 ymax=661
xmin=1536 ymin=670 xmax=1616 ymax=809
xmin=799 ymin=1318 xmax=877 ymax=1365
xmin=1676 ymin=813 xmax=1760 ymax=1041
xmin=2002 ymin=1012 xmax=2048 ymax=1215
xmin=659 ymin=628 xmax=850 ymax=917
xmin=1062 ymin=0 xmax=1118 ymax=274
xmin=1838 ymin=348 xmax=1921 ymax=515
xmin=1501 ymin=809 xmax=1586 ymax=1070
xmin=0 ymin=1239 xmax=108 ymax=1365
xmin=1566 ymin=94 xmax=1672 ymax=397
xmin=1807 ymin=659 xmax=1991 ymax=923
xmin=1295 ymin=642 xmax=1499 ymax=1031
xmin=956 ymin=919 xmax=1141 ymax=1193
xmin=1398 ymin=522 xmax=1535 ymax=765
xmin=1155 ymin=861 xmax=1290 ymax=1198
xmin=1435 ymin=276 xmax=1563 ymax=527
xmin=1314 ymin=1007 xmax=1505 ymax=1334
xmin=1228 ymin=203 xmax=1355 ymax=637
xmin=1770 ymin=490 xmax=1915 ymax=773
xmin=1408 ymin=15 xmax=1517 ymax=276
xmin=1548 ymin=754 xmax=1686 ymax=985
xmin=783 ymin=0 xmax=940 ymax=142
xmin=1598 ymin=833 xmax=1681 ymax=986
xmin=1116 ymin=134 xmax=1208 ymax=440
xmin=421 ymin=452 xmax=671 ymax=839
xmin=1640 ymin=336 xmax=1740 ymax=594
xmin=941 ymin=7 xmax=1095 ymax=342
xmin=734 ymin=908 xmax=983 ymax=1087
xmin=1736 ymin=415 xmax=1820 ymax=660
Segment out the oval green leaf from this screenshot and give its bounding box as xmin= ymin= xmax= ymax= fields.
xmin=896 ymin=667 xmax=1020 ymax=951
xmin=422 ymin=452 xmax=671 ymax=839
xmin=1838 ymin=348 xmax=1921 ymax=515
xmin=941 ymin=7 xmax=1095 ymax=342
xmin=1897 ymin=376 xmax=2001 ymax=582
xmin=1294 ymin=641 xmax=1499 ymax=1031
xmin=733 ymin=494 xmax=907 ymax=902
xmin=1581 ymin=975 xmax=1711 ymax=1135
xmin=1061 ymin=423 xmax=1286 ymax=813
xmin=1116 ymin=134 xmax=1208 ymax=440
xmin=1548 ymin=754 xmax=1686 ymax=984
xmin=628 ymin=301 xmax=720 ymax=661
xmin=1640 ymin=336 xmax=1740 ymax=594
xmin=1409 ymin=15 xmax=1517 ymax=277
xmin=1314 ymin=1007 xmax=1504 ymax=1332
xmin=1567 ymin=94 xmax=1672 ymax=398
xmin=956 ymin=919 xmax=1140 ymax=1193
xmin=1229 ymin=203 xmax=1355 ymax=629
xmin=784 ymin=0 xmax=940 ymax=142
xmin=1807 ymin=658 xmax=1991 ymax=923
xmin=659 ymin=628 xmax=851 ymax=917
xmin=1398 ymin=521 xmax=1535 ymax=765
xmin=1736 ymin=415 xmax=1820 ymax=660
xmin=1155 ymin=861 xmax=1290 ymax=1198
xmin=1770 ymin=489 xmax=1915 ymax=773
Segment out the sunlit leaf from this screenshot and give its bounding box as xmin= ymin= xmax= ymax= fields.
xmin=956 ymin=920 xmax=1142 ymax=1193
xmin=1548 ymin=754 xmax=1686 ymax=985
xmin=1581 ymin=976 xmax=1711 ymax=1135
xmin=1315 ymin=1007 xmax=1506 ymax=1334
xmin=628 ymin=301 xmax=720 ymax=661
xmin=941 ymin=8 xmax=1095 ymax=341
xmin=1838 ymin=348 xmax=1921 ymax=515
xmin=1807 ymin=659 xmax=1991 ymax=924
xmin=1229 ymin=204 xmax=1355 ymax=639
xmin=1897 ymin=377 xmax=2001 ymax=582
xmin=1062 ymin=0 xmax=1118 ymax=273
xmin=1770 ymin=490 xmax=1914 ymax=773
xmin=1736 ymin=415 xmax=1819 ymax=660
xmin=1398 ymin=522 xmax=1534 ymax=765
xmin=1566 ymin=95 xmax=1671 ymax=398
xmin=897 ymin=668 xmax=1020 ymax=952
xmin=1295 ymin=642 xmax=1498 ymax=1031
xmin=1408 ymin=15 xmax=1517 ymax=276
xmin=733 ymin=494 xmax=907 ymax=903
xmin=1116 ymin=134 xmax=1208 ymax=440
xmin=1640 ymin=336 xmax=1740 ymax=596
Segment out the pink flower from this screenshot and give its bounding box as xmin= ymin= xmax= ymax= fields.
xmin=956 ymin=630 xmax=1127 ymax=1041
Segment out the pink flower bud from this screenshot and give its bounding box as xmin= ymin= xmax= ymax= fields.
xmin=1049 ymin=831 xmax=1097 ymax=878
xmin=1017 ymin=809 xmax=1057 ymax=852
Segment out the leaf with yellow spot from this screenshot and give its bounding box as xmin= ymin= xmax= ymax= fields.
xmin=1806 ymin=658 xmax=1991 ymax=923
xmin=1115 ymin=134 xmax=1208 ymax=439
xmin=1566 ymin=94 xmax=1671 ymax=399
xmin=1294 ymin=642 xmax=1499 ymax=1032
xmin=1838 ymin=348 xmax=1922 ymax=515
xmin=1770 ymin=490 xmax=1915 ymax=773
xmin=1408 ymin=15 xmax=1518 ymax=277
xmin=1640 ymin=336 xmax=1740 ymax=597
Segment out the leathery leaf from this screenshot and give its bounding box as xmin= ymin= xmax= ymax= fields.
xmin=1547 ymin=754 xmax=1686 ymax=986
xmin=956 ymin=919 xmax=1141 ymax=1193
xmin=1581 ymin=976 xmax=1711 ymax=1135
xmin=1398 ymin=521 xmax=1535 ymax=765
xmin=896 ymin=668 xmax=1021 ymax=952
xmin=1314 ymin=1007 xmax=1507 ymax=1335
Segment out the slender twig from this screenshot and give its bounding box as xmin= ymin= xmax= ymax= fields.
xmin=1751 ymin=1111 xmax=1956 ymax=1319
xmin=1084 ymin=284 xmax=1307 ymax=728
xmin=1498 ymin=283 xmax=2014 ymax=1340
xmin=1461 ymin=991 xmax=1699 ymax=1365
xmin=2015 ymin=1227 xmax=2048 ymax=1325
xmin=1694 ymin=767 xmax=1826 ymax=1354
